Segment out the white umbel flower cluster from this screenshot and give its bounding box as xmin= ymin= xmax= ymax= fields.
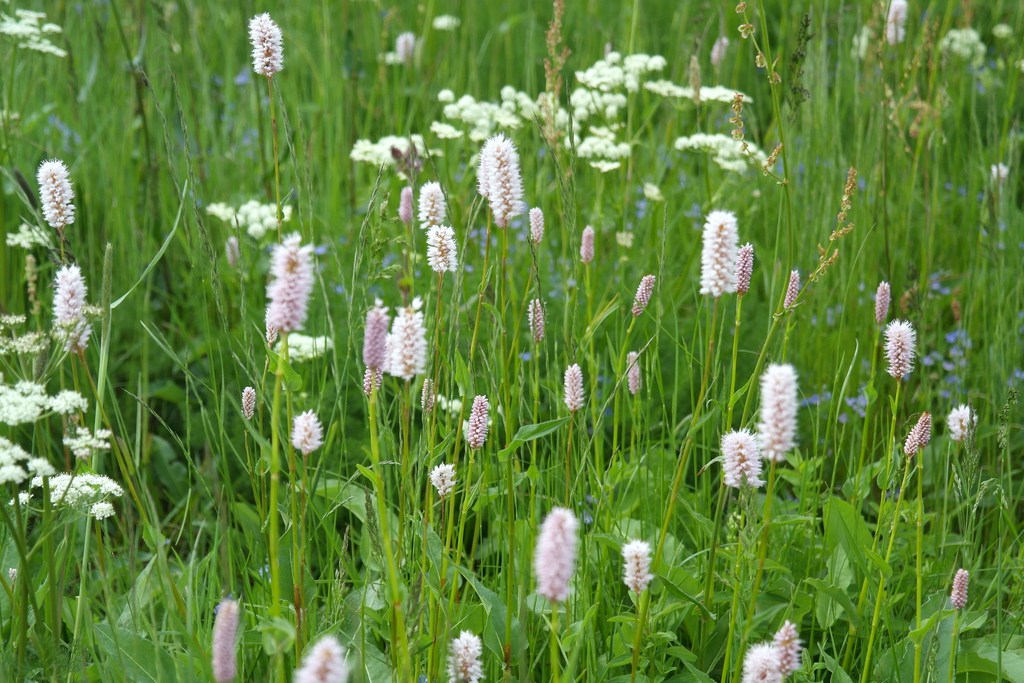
xmin=64 ymin=427 xmax=113 ymax=459
xmin=675 ymin=133 xmax=769 ymax=173
xmin=27 ymin=472 xmax=124 ymax=518
xmin=206 ymin=200 xmax=293 ymax=240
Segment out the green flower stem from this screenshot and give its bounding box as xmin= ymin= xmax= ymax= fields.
xmin=368 ymin=388 xmax=413 ymax=680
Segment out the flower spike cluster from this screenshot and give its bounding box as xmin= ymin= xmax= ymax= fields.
xmin=248 ymin=13 xmax=283 ymax=77
xmin=266 ymin=233 xmax=314 ymax=334
xmin=37 ymin=159 xmax=75 ymax=231
xmin=477 ymin=133 xmax=524 ymax=228
xmin=699 ymin=210 xmax=738 ymax=297
xmin=534 ymin=507 xmax=579 ymax=603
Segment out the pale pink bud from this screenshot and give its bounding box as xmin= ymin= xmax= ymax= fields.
xmin=632 ymin=275 xmax=656 ymax=317
xmin=225 ymin=236 xmax=240 ymax=268
xmin=362 ymin=368 xmax=382 ymax=396
xmin=248 ymin=13 xmax=283 ymax=78
xmin=211 ymin=599 xmax=240 ymax=683
xmin=783 ymin=270 xmax=800 ymax=309
xmin=418 ymin=181 xmax=446 ymax=230
xmin=699 ymin=210 xmax=738 ymax=297
xmin=398 ymin=186 xmax=414 ymax=225
xmin=736 ymin=243 xmax=754 ymax=296
xmin=528 ymin=299 xmax=545 ymax=343
xmin=564 ymin=363 xmax=585 ymax=413
xmin=265 ymin=233 xmax=314 ymax=334
xmin=430 ymin=463 xmax=456 ymax=498
xmin=722 ymin=429 xmax=764 ymax=488
xmin=447 ymin=631 xmax=484 ymax=683
xmin=37 ymin=159 xmax=75 ymax=231
xmin=529 ymin=207 xmax=544 ymax=244
xmin=53 ymin=264 xmax=91 ymax=353
xmin=904 ymin=412 xmax=932 ymax=457
xmin=580 ymin=226 xmax=595 ymax=264
xmin=534 ymin=507 xmax=579 ymax=603
xmin=875 ymin=281 xmax=891 ymax=325
xmin=621 ymin=539 xmax=653 ymax=594
xmin=478 ymin=133 xmax=524 ymax=228
xmin=421 ymin=378 xmax=435 ymax=413
xmin=466 ymin=395 xmax=489 ymax=449
xmin=884 ymin=319 xmax=916 ymax=380
xmin=291 ymin=410 xmax=323 ymax=455
xmin=626 ymin=351 xmax=641 ymax=396
xmin=757 ymin=364 xmax=799 ymax=462
xmin=293 ymin=635 xmax=349 ymax=683
xmin=241 ymin=387 xmax=256 ymax=420
xmin=265 ymin=310 xmax=279 ymax=346
xmin=947 ymin=404 xmax=975 ymax=443
xmin=950 ymin=568 xmax=969 ymax=609
xmin=741 ymin=643 xmax=783 ymax=683
xmin=426 ymin=225 xmax=458 ymax=273
xmin=773 ymin=621 xmax=802 ymax=676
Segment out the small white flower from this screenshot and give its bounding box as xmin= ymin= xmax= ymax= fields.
xmin=90 ymin=501 xmax=115 ymax=519
xmin=276 ymin=333 xmax=333 ymax=362
xmin=642 ymin=183 xmax=664 ymax=202
xmin=432 ymin=15 xmax=460 ymax=31
xmin=621 ymin=540 xmax=653 ymax=593
xmin=947 ymin=404 xmax=976 ymax=443
xmin=430 ymin=463 xmax=456 ymax=498
xmin=49 ymin=390 xmax=88 ymax=415
xmin=63 ymin=427 xmax=113 ymax=459
xmin=291 ymin=410 xmax=324 ymax=455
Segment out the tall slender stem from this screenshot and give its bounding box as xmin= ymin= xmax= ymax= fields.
xmin=368 ymin=389 xmax=413 ymax=680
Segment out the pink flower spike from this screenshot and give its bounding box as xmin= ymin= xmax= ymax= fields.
xmin=211 ymin=599 xmax=240 ymax=683
xmin=534 ymin=507 xmax=579 ymax=603
xmin=466 ymin=395 xmax=489 ymax=449
xmin=265 ymin=233 xmax=314 ymax=334
xmin=632 ymin=275 xmax=656 ymax=317
xmin=580 ymin=226 xmax=595 ymax=264
xmin=950 ymin=568 xmax=969 ymax=609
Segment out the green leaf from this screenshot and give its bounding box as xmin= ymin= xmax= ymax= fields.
xmin=806 ymin=577 xmax=860 ymax=629
xmin=497 ymin=417 xmax=570 ymax=460
xmin=355 ymin=464 xmax=379 ymax=485
xmin=93 ymin=624 xmax=183 ymax=681
xmin=656 ymin=572 xmax=714 ymax=620
xmin=266 ymin=348 xmax=303 ymax=392
xmin=260 ymin=616 xmax=296 ymax=656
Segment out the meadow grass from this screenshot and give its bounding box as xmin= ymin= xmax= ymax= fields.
xmin=1 ymin=0 xmax=1023 ymax=681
